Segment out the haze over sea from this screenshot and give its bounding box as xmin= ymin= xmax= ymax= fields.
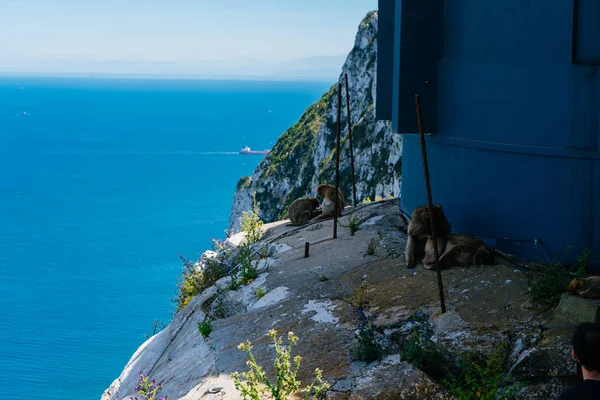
xmin=0 ymin=76 xmax=330 ymax=399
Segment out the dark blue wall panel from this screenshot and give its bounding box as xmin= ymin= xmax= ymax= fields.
xmin=401 ymin=135 xmax=600 ymax=266
xmin=377 ymin=0 xmax=600 ymax=268
xmin=437 ymin=60 xmax=575 ymax=148
xmin=376 ymin=0 xmax=395 ymax=121
xmin=444 ymin=0 xmax=573 ymax=65
xmin=574 ymin=0 xmax=600 ymax=65
xmin=392 ymin=0 xmax=443 ymax=134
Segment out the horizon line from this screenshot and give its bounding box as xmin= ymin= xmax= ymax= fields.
xmin=0 ymin=71 xmax=337 ymax=83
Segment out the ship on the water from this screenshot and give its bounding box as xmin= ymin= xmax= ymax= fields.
xmin=239 ymin=146 xmax=270 ymax=155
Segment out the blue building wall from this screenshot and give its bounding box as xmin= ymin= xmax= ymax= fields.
xmin=377 ymin=0 xmax=600 ymax=268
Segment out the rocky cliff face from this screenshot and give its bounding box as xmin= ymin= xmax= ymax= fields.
xmin=228 ymin=11 xmax=401 ymax=232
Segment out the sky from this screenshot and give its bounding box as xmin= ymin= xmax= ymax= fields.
xmin=0 ymin=0 xmax=378 ymax=77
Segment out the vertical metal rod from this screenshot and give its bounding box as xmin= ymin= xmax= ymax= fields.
xmin=415 ymin=95 xmax=446 ymax=314
xmin=344 ymin=73 xmax=357 ymax=207
xmin=304 ymin=242 xmax=310 ymax=258
xmin=333 ymin=83 xmax=342 ymax=239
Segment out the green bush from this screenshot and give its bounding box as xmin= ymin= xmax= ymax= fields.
xmin=351 ymin=308 xmax=382 ymax=363
xmin=400 ymin=312 xmax=447 ymax=379
xmin=198 ymin=319 xmax=213 ymax=339
xmin=241 ymin=192 xmax=264 ymax=245
xmin=528 ymin=247 xmax=592 ymax=308
xmin=231 ymin=330 xmax=330 ymax=400
xmin=528 ymin=259 xmax=572 ymax=307
xmin=132 ymin=371 xmax=166 ymax=400
xmin=340 ymin=214 xmax=361 ymax=236
xmin=237 ymin=176 xmax=252 ymax=191
xmin=349 ymin=276 xmax=383 ymax=363
xmin=443 ymin=342 xmax=519 ymax=400
xmin=173 ymin=254 xmax=228 ymax=311
xmin=236 ymin=243 xmax=259 ymax=285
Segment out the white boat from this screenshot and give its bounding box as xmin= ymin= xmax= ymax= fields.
xmin=239 ymin=146 xmax=269 ymax=155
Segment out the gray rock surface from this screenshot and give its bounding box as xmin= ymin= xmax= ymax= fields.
xmin=103 ymin=199 xmax=581 ymax=399
xmin=556 ymin=292 xmax=600 ymax=324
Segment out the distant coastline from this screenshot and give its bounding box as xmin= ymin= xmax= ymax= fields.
xmin=0 ymin=71 xmax=335 ymax=82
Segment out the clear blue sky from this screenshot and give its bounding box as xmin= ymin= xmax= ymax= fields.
xmin=0 ymin=0 xmax=377 ymax=72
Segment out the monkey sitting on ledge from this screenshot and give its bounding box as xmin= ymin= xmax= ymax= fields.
xmin=569 ymin=276 xmax=600 ymax=299
xmin=405 ymin=204 xmax=452 ymax=268
xmin=309 ymin=184 xmax=344 ymax=222
xmin=422 ymin=235 xmax=495 ymax=271
xmin=287 ymin=197 xmax=322 ymax=226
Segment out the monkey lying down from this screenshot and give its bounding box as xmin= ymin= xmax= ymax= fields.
xmin=569 ymin=276 xmax=600 ymax=299
xmin=287 ymin=197 xmax=322 ymax=226
xmin=405 ymin=204 xmax=495 ymax=270
xmin=286 ymin=184 xmax=345 ymax=226
xmin=422 ymin=234 xmax=495 ymax=270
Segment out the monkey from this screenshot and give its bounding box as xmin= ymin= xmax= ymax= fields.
xmin=309 ymin=184 xmax=344 ymax=222
xmin=287 ymin=197 xmax=322 ymax=226
xmin=568 ymin=276 xmax=600 ymax=299
xmin=404 ymin=204 xmax=452 ymax=268
xmin=422 ymin=235 xmax=495 ymax=270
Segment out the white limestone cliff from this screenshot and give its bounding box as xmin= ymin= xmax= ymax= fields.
xmin=228 ymin=11 xmax=401 ymax=232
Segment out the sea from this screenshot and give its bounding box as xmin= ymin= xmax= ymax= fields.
xmin=0 ymin=76 xmax=330 ymax=399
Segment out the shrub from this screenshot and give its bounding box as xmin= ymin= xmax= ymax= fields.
xmin=527 ymin=246 xmax=593 ymax=308
xmin=400 ymin=312 xmax=447 ymax=379
xmin=573 ymin=247 xmax=592 ymax=278
xmin=198 ymin=319 xmax=213 ymax=339
xmin=349 ymin=275 xmax=371 ymax=309
xmin=255 ymin=288 xmax=266 ymax=300
xmin=340 ymin=214 xmax=361 ymax=235
xmin=236 ymin=243 xmax=259 ymax=285
xmin=231 ymin=330 xmax=330 ymax=400
xmin=173 ymin=254 xmax=228 ymax=311
xmin=319 ymin=274 xmax=329 ymax=282
xmin=528 ymin=259 xmax=572 ymax=307
xmin=352 ymin=306 xmax=382 ymax=363
xmin=349 ymin=275 xmax=383 ymax=363
xmin=228 ymin=275 xmax=241 ymax=291
xmin=237 ymin=176 xmax=252 ymax=191
xmin=443 ymin=341 xmax=519 ymax=400
xmin=366 ymin=237 xmax=379 ymax=256
xmin=130 ymin=371 xmax=167 ymax=400
xmin=241 ymin=192 xmax=264 ymax=245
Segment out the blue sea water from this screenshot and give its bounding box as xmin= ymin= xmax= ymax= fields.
xmin=0 ymin=77 xmax=329 ymax=399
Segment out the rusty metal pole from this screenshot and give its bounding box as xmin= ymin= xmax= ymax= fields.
xmin=415 ymin=94 xmax=446 ymax=314
xmin=344 ymin=73 xmax=357 ymax=207
xmin=333 ymin=83 xmax=342 ymax=239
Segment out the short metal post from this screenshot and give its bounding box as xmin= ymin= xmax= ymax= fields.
xmin=304 ymin=242 xmax=310 ymax=258
xmin=415 ymin=94 xmax=446 ymax=314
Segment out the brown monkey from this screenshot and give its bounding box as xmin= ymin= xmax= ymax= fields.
xmin=422 ymin=235 xmax=495 ymax=270
xmin=404 ymin=204 xmax=452 ymax=268
xmin=287 ymin=197 xmax=322 ymax=226
xmin=568 ymin=276 xmax=600 ymax=299
xmin=310 ymin=184 xmax=344 ymax=221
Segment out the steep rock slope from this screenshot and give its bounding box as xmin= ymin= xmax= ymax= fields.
xmin=229 ymin=11 xmax=401 ymax=232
